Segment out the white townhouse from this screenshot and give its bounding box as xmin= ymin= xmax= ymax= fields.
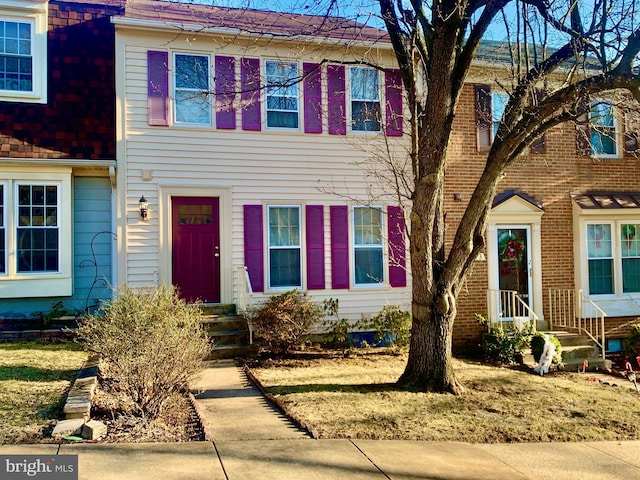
xmin=113 ymin=0 xmax=411 ymax=320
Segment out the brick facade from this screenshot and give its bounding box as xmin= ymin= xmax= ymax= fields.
xmin=447 ymin=84 xmax=640 ymax=350
xmin=0 ymin=1 xmax=120 ymax=160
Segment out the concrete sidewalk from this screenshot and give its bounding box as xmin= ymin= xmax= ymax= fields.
xmin=3 ymin=360 xmax=640 ymax=479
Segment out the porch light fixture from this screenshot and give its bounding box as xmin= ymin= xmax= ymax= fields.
xmin=139 ymin=195 xmax=149 ymax=220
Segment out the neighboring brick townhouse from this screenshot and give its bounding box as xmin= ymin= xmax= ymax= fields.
xmin=0 ymin=0 xmax=121 ymax=317
xmin=447 ymin=66 xmax=640 ymax=352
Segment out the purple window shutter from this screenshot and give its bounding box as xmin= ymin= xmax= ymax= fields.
xmin=147 ymin=51 xmax=169 ymax=126
xmin=330 ymin=205 xmax=349 ymax=289
xmin=215 ymin=56 xmax=236 ymax=129
xmin=387 ymin=206 xmax=406 ymax=287
xmin=241 ymin=58 xmax=261 ymax=131
xmin=303 ymin=63 xmax=322 ymax=134
xmin=385 ymin=69 xmax=403 ymax=137
xmin=306 ymin=205 xmax=325 ymax=290
xmin=243 ymin=204 xmax=264 ymax=292
xmin=327 ymin=65 xmax=346 ymax=135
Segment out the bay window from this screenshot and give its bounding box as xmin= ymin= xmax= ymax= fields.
xmin=0 ymin=171 xmax=71 ymax=297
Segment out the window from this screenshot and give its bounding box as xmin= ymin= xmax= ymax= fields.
xmin=17 ymin=184 xmax=58 ymax=273
xmin=268 ymin=206 xmax=301 ymax=288
xmin=587 ymin=223 xmax=614 ymax=295
xmin=353 ymin=206 xmax=383 ymax=285
xmin=350 ymin=67 xmax=380 ymax=132
xmin=0 ymin=2 xmax=47 ymax=103
xmin=621 ymin=223 xmax=640 ymax=293
xmin=174 ymin=53 xmax=211 ymax=125
xmin=0 ymin=184 xmax=4 ymax=274
xmin=0 ymin=19 xmax=32 ymax=92
xmin=0 ymin=171 xmax=71 ymax=298
xmin=590 ymin=100 xmax=618 ymax=156
xmin=492 ymin=92 xmax=509 ymax=139
xmin=265 ymin=61 xmax=299 ymax=128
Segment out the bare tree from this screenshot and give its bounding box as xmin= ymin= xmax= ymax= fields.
xmin=373 ymin=0 xmax=640 ymax=393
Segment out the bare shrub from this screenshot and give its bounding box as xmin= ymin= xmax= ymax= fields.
xmin=250 ymin=289 xmax=323 ymax=354
xmin=76 ymin=286 xmax=211 ymax=419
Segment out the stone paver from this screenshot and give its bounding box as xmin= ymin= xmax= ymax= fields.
xmin=59 ymin=442 xmax=225 ymax=480
xmin=191 ymin=359 xmax=308 ymax=441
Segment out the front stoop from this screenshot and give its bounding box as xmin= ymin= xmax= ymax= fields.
xmin=197 ymin=304 xmax=257 ymax=359
xmin=544 ymin=331 xmax=612 ymax=372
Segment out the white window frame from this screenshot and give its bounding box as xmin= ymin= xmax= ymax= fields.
xmin=267 ymin=205 xmax=303 ymax=290
xmin=264 ymin=60 xmax=300 ymax=130
xmin=352 ymin=205 xmax=385 ymax=287
xmin=173 ymin=52 xmax=212 ymax=126
xmin=0 ymin=1 xmax=47 ymax=103
xmin=589 ymin=99 xmax=620 ymax=159
xmin=585 ymin=221 xmax=615 ymax=295
xmin=0 ymin=170 xmax=72 ymax=298
xmin=349 ymin=66 xmax=381 ymax=133
xmin=0 ymin=182 xmax=6 ymax=275
xmin=492 ymin=92 xmax=509 ymax=141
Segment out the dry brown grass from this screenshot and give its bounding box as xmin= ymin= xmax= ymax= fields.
xmin=251 ymin=351 xmax=640 ymax=443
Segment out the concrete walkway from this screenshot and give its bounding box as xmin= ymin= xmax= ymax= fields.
xmin=3 ymin=360 xmax=640 ymax=479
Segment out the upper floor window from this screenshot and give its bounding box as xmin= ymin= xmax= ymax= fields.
xmin=353 ymin=206 xmax=383 ymax=285
xmin=492 ymin=92 xmax=509 ymax=139
xmin=350 ymin=67 xmax=380 ymax=132
xmin=174 ymin=53 xmax=211 ymax=125
xmin=268 ymin=205 xmax=302 ymax=289
xmin=265 ymin=61 xmax=299 ymax=129
xmin=0 ymin=20 xmax=32 ymax=93
xmin=590 ymin=100 xmax=618 ymax=157
xmin=0 ymin=2 xmax=47 ymax=103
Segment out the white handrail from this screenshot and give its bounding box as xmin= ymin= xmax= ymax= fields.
xmin=486 ymin=289 xmax=538 ymax=332
xmin=237 ymin=266 xmax=254 ymax=345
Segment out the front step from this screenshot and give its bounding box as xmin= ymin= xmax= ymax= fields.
xmin=196 ymin=305 xmax=256 ymax=359
xmin=538 ymin=330 xmax=612 ymax=372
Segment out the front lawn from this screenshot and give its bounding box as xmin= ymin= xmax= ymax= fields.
xmin=250 ymin=352 xmax=640 ymax=443
xmin=0 ymin=341 xmax=86 ymax=444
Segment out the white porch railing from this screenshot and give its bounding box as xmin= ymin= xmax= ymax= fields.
xmin=237 ymin=266 xmax=254 ymax=345
xmin=548 ymin=288 xmax=606 ymax=359
xmin=486 ymin=289 xmax=539 ymax=332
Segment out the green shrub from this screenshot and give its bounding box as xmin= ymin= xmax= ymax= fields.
xmin=623 ymin=323 xmax=640 ymax=356
xmin=321 ymin=299 xmax=353 ymax=348
xmin=250 ymin=289 xmax=324 ymax=354
xmin=76 ymin=286 xmax=210 ymax=419
xmin=360 ymin=305 xmax=411 ymax=347
xmin=477 ymin=314 xmax=533 ymax=364
xmin=530 ymin=333 xmax=562 ymax=366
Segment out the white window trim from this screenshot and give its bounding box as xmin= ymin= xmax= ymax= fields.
xmin=266 ymin=205 xmax=303 ymax=291
xmin=0 ymin=181 xmax=6 ymax=275
xmin=0 ymin=170 xmax=72 ymax=298
xmin=0 ymin=1 xmax=47 ymax=104
xmin=351 ymin=205 xmax=385 ymax=288
xmin=264 ymin=59 xmax=300 ymax=131
xmin=172 ymin=52 xmax=212 ymax=127
xmin=589 ymin=99 xmax=621 ymax=159
xmin=349 ymin=66 xmax=382 ymax=134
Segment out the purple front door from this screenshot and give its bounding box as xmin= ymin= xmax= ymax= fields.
xmin=172 ymin=197 xmax=220 ymax=303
